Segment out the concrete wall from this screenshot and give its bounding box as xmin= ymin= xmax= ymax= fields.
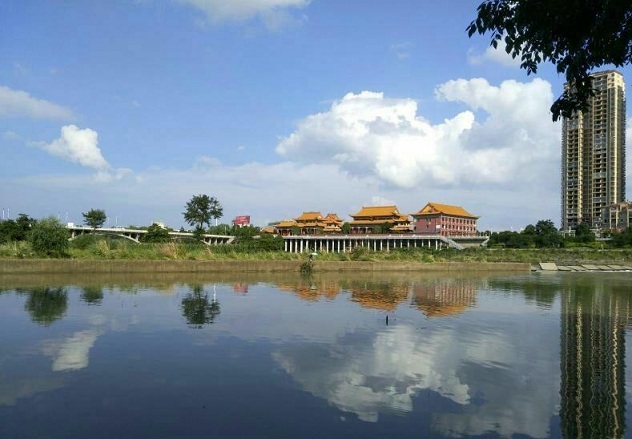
xmin=0 ymin=259 xmax=530 ymax=274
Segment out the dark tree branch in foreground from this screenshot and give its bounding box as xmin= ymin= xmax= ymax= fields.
xmin=467 ymin=0 xmax=632 ymax=121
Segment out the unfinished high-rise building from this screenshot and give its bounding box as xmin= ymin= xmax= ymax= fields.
xmin=561 ymin=70 xmax=626 ymax=232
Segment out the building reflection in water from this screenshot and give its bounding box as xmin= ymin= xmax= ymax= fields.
xmin=276 ymin=276 xmax=480 ymax=317
xmin=561 ymin=280 xmax=631 ymax=438
xmin=411 ymin=279 xmax=478 ymax=318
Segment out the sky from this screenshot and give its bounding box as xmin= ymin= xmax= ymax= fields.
xmin=2 ymin=0 xmax=632 ymax=231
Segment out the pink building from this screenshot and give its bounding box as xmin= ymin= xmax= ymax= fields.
xmin=412 ymin=202 xmax=479 ymax=236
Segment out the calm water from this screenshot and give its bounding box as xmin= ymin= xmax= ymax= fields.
xmin=1 ymin=271 xmax=632 ymax=439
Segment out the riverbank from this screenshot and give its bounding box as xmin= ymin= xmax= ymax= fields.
xmin=0 ymin=259 xmax=530 ymax=274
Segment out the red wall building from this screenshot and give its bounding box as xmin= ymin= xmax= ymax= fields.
xmin=412 ymin=202 xmax=479 ymax=236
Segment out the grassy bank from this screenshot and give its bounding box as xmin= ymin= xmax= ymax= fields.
xmin=1 ymin=236 xmax=631 ymax=265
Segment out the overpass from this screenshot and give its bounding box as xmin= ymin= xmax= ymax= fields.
xmin=66 ymin=225 xmax=234 ymax=245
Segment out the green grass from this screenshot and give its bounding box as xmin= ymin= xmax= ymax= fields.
xmin=1 ymin=237 xmax=632 ymax=264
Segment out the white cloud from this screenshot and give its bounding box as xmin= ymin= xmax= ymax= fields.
xmin=177 ymin=0 xmax=309 ymax=29
xmin=468 ymin=40 xmax=522 ymax=68
xmin=0 ymin=85 xmax=74 ymax=120
xmin=276 ymin=80 xmax=560 ymax=190
xmin=40 ymin=125 xmax=110 ymax=171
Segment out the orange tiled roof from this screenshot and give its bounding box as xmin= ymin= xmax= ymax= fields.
xmin=412 ymin=202 xmax=479 ymax=219
xmin=295 ymin=211 xmax=323 ymax=222
xmin=324 ymin=213 xmax=342 ymax=222
xmin=275 ymin=220 xmax=297 ymax=228
xmin=351 ymin=205 xmax=402 ymax=218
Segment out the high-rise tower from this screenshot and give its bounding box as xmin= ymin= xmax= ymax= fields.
xmin=561 ymin=70 xmax=626 ymax=232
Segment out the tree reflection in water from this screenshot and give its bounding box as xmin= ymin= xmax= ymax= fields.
xmin=18 ymin=287 xmax=68 ymax=325
xmin=181 ymin=285 xmax=220 ymax=328
xmin=80 ymin=286 xmax=104 ymax=305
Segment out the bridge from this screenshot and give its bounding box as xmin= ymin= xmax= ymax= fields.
xmin=66 ymin=225 xmax=234 ymax=245
xmin=282 ymin=234 xmax=489 ymax=253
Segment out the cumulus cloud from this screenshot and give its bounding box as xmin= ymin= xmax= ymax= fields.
xmin=40 ymin=125 xmax=110 ymax=171
xmin=0 ymin=85 xmax=74 ymax=120
xmin=177 ymin=0 xmax=309 ymax=29
xmin=276 ymin=79 xmax=559 ymax=190
xmin=468 ymin=40 xmax=522 ymax=68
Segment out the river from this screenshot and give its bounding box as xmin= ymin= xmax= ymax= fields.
xmin=1 ymin=271 xmax=631 ymax=439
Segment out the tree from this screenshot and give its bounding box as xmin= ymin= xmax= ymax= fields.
xmin=573 ymin=221 xmax=596 ymax=243
xmin=141 ymin=222 xmax=171 ymax=243
xmin=83 ymin=209 xmax=107 ymax=229
xmin=29 ymin=217 xmax=70 ymax=257
xmin=534 ymin=219 xmax=563 ymax=248
xmin=467 ymin=0 xmax=632 ymax=120
xmin=0 ymin=214 xmax=36 ymax=243
xmin=183 ymin=195 xmax=223 ymax=231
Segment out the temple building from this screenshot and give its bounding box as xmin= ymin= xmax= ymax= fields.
xmin=274 ymin=211 xmax=343 ymax=235
xmin=411 ymin=202 xmax=479 ymax=236
xmin=349 ymin=205 xmax=411 ymax=234
xmin=274 ymin=220 xmax=298 ymax=236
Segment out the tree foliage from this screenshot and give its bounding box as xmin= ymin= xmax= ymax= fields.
xmin=141 ymin=222 xmax=171 ymax=243
xmin=83 ymin=208 xmax=107 ymax=229
xmin=467 ymin=0 xmax=632 ymax=120
xmin=572 ymin=221 xmax=596 ymax=243
xmin=0 ymin=213 xmax=36 ymax=243
xmin=183 ymin=194 xmax=223 ymax=231
xmin=612 ymin=227 xmax=632 ymax=247
xmin=29 ymin=217 xmax=70 ymax=257
xmin=534 ymin=219 xmax=563 ymax=248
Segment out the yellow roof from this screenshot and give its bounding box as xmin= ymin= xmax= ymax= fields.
xmin=351 ymin=205 xmax=405 ymax=218
xmin=295 ymin=211 xmax=323 ymax=221
xmin=412 ymin=202 xmax=479 ymax=219
xmin=275 ymin=220 xmax=297 ymax=228
xmin=323 ymin=213 xmax=342 ymax=222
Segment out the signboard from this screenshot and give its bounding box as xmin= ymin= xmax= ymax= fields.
xmin=233 ymin=215 xmax=251 ymax=226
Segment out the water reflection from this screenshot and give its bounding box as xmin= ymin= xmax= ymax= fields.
xmin=1 ymin=272 xmax=631 ymax=439
xmin=412 ymin=278 xmax=478 ymax=317
xmin=560 ymin=277 xmax=632 ymax=439
xmin=80 ymin=286 xmax=104 ymax=305
xmin=181 ymin=284 xmax=221 ymax=328
xmin=16 ymin=286 xmax=68 ymax=325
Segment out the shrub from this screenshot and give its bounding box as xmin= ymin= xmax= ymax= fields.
xmin=29 ymin=217 xmax=69 ymax=257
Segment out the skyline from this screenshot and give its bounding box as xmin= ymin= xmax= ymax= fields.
xmin=3 ymin=1 xmax=632 ymax=231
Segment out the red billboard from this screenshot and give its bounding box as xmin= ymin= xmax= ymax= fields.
xmin=233 ymin=215 xmax=250 ymax=226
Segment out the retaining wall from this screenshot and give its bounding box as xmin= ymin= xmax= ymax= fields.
xmin=0 ymin=259 xmax=530 ymax=274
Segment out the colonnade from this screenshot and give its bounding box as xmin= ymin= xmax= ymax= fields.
xmin=283 ymin=235 xmax=450 ymax=253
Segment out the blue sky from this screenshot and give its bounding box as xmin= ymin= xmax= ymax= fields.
xmin=2 ymin=0 xmax=630 ymax=231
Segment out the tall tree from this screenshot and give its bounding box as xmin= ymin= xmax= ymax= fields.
xmin=467 ymin=0 xmax=632 ymax=120
xmin=183 ymin=194 xmax=223 ymax=231
xmin=534 ymin=219 xmax=563 ymax=248
xmin=82 ymin=209 xmax=107 ymax=229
